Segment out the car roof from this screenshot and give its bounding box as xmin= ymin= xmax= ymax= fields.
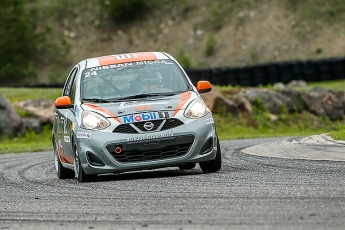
xmin=83 ymin=52 xmax=171 ymax=69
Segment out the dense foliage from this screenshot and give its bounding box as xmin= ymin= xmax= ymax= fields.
xmin=0 ymin=0 xmax=40 ymax=86
xmin=98 ymin=0 xmax=149 ymax=21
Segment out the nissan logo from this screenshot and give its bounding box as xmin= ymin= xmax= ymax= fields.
xmin=143 ymin=122 xmax=154 ymax=130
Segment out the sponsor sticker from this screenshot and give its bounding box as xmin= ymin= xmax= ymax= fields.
xmin=127 ymin=133 xmax=173 ymax=142
xmin=76 ymin=132 xmax=91 ymax=139
xmin=123 ymin=112 xmax=157 ymax=123
xmin=135 ymin=104 xmax=155 ymax=111
xmin=85 ymin=60 xmax=171 ymax=77
xmin=82 ymin=163 xmax=90 ymax=168
xmin=123 ymin=112 xmax=170 ymax=123
xmin=64 ymin=136 xmax=70 ymax=143
xmin=136 ymin=60 xmax=169 ymax=65
xmin=119 ymin=101 xmax=168 ymax=109
xmin=205 ymin=118 xmax=214 ymax=125
xmin=158 ymin=111 xmax=170 ymax=119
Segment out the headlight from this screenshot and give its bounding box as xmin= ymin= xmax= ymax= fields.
xmin=184 ymin=99 xmax=209 ymax=118
xmin=81 ymin=111 xmax=110 ymax=130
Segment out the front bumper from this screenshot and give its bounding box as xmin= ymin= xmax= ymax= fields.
xmin=74 ymin=116 xmax=218 ymax=175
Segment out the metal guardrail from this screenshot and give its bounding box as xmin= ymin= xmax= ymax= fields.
xmin=185 ymin=57 xmax=345 ymax=86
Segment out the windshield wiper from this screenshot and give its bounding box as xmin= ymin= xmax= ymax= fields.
xmin=159 ymin=92 xmax=178 ymax=96
xmin=106 ymin=92 xmax=180 ymax=102
xmin=81 ymin=98 xmax=111 ymax=103
xmin=113 ymin=93 xmax=165 ymax=100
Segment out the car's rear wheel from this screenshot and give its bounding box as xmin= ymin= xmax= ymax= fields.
xmin=73 ymin=144 xmax=96 ymax=182
xmin=53 ymin=139 xmax=74 ymax=179
xmin=199 ymin=138 xmax=222 ymax=173
xmin=178 ymin=163 xmax=196 ymax=170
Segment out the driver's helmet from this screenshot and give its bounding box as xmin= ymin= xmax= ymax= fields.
xmin=129 ymin=73 xmax=149 ymax=93
xmin=139 ymin=71 xmax=163 ymax=88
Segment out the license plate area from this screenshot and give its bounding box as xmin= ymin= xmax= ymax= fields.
xmin=126 ymin=137 xmax=177 ymax=150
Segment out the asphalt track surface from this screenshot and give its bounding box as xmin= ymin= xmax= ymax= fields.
xmin=1 ymin=136 xmax=345 ymax=230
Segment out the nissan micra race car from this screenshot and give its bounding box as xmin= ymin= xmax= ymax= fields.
xmin=53 ymin=52 xmax=221 ymax=182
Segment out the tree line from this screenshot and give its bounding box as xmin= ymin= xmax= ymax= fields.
xmin=0 ymin=0 xmax=150 ymax=86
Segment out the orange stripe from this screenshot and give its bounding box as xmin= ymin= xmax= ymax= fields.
xmin=173 ymin=91 xmax=192 ymax=117
xmin=98 ymin=56 xmax=118 ymax=66
xmin=83 ymin=103 xmax=121 ymax=123
xmin=98 ymin=52 xmax=158 ymax=66
xmin=57 ymin=145 xmax=74 ymax=164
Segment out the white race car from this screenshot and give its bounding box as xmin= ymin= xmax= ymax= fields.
xmin=52 ymin=52 xmax=221 ymax=182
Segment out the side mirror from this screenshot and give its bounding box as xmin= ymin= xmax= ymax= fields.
xmin=196 ymin=81 xmax=212 ymax=94
xmin=55 ymin=96 xmax=74 ymax=109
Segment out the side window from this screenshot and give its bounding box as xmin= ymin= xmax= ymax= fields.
xmin=70 ymin=75 xmax=78 ymax=103
xmin=63 ymin=67 xmax=78 ymax=97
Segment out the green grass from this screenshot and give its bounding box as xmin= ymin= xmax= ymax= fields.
xmin=0 ymin=87 xmax=61 ymax=103
xmin=0 ymin=126 xmax=52 ymax=154
xmin=329 ymin=125 xmax=345 ymax=141
xmin=215 ymin=113 xmax=340 ymax=140
xmin=295 ymin=79 xmax=345 ymax=91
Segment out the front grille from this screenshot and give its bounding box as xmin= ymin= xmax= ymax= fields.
xmin=107 ymin=135 xmax=194 ymax=163
xmin=161 ymin=118 xmax=184 ymax=130
xmin=113 ymin=118 xmax=184 ymax=133
xmin=133 ymin=119 xmax=163 ymax=132
xmin=113 ymin=144 xmax=191 ymax=163
xmin=113 ymin=124 xmax=137 ymax=133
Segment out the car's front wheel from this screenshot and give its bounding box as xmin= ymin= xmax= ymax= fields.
xmin=178 ymin=163 xmax=196 ymax=170
xmin=53 ymin=139 xmax=74 ymax=179
xmin=73 ymin=144 xmax=96 ymax=182
xmin=199 ymin=138 xmax=222 ymax=173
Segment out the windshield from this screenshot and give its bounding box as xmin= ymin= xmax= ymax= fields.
xmin=81 ymin=59 xmax=189 ymax=100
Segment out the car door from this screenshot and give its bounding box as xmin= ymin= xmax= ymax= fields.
xmin=56 ymin=66 xmax=79 ymax=163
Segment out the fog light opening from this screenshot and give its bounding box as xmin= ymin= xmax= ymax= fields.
xmin=86 ymin=151 xmax=105 ymax=167
xmin=199 ymin=137 xmax=213 ymax=155
xmin=114 ymin=146 xmax=122 ymax=154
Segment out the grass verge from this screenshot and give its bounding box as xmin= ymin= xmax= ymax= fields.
xmin=329 ymin=126 xmax=345 ymax=141
xmin=0 ymin=87 xmax=61 ymax=103
xmin=215 ymin=112 xmax=341 ymax=140
xmin=0 ymin=126 xmax=52 ymax=154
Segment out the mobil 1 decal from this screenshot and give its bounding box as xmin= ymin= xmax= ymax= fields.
xmin=123 ymin=112 xmax=170 ymax=123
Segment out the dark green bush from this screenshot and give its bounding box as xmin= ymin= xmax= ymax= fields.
xmin=0 ymin=0 xmax=40 ymax=86
xmin=99 ymin=0 xmax=149 ymax=21
xmin=205 ymin=34 xmax=217 ymax=56
xmin=176 ymin=47 xmax=192 ymax=69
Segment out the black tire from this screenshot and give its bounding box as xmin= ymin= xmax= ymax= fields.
xmin=178 ymin=163 xmax=196 ymax=170
xmin=73 ymin=144 xmax=97 ymax=182
xmin=199 ymin=139 xmax=222 ymax=173
xmin=53 ymin=139 xmax=74 ymax=179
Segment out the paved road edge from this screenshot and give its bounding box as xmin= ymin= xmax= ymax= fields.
xmin=241 ymin=134 xmax=345 ymax=161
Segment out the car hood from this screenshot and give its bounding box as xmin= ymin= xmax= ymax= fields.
xmin=80 ymin=91 xmax=197 ymax=123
